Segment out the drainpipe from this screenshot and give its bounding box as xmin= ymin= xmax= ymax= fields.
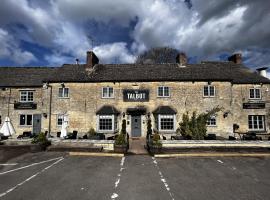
xmin=7 ymin=88 xmax=11 ymax=117
xmin=48 ymin=85 xmax=52 ymax=137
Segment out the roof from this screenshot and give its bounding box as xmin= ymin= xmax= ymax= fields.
xmin=152 ymin=106 xmax=177 ymax=114
xmin=0 ymin=67 xmax=57 ymax=87
xmin=96 ymin=105 xmax=120 ymax=115
xmin=0 ymin=62 xmax=270 ymax=87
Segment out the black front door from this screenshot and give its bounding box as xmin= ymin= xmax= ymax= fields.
xmin=33 ymin=114 xmax=41 ymax=135
xmin=131 ymin=115 xmax=141 ymax=137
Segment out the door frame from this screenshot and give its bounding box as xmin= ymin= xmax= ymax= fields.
xmin=131 ymin=115 xmax=142 ymax=137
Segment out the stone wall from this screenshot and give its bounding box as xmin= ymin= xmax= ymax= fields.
xmin=1 ymin=81 xmax=269 ymax=139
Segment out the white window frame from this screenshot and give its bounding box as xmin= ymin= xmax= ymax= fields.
xmin=203 ymin=85 xmax=215 ymax=97
xmin=102 ymin=87 xmax=114 ymax=98
xmin=20 ymin=91 xmax=34 ymax=102
xmin=158 ymin=114 xmax=176 ymax=132
xmin=57 ymin=115 xmax=69 ymax=126
xmin=157 ymin=86 xmax=170 ymax=97
xmin=207 ymin=115 xmax=217 ymax=127
xmin=58 ymin=88 xmax=69 ymax=98
xmin=19 ymin=114 xmax=33 ymax=126
xmin=249 ymin=88 xmax=261 ymax=100
xmin=97 ymin=115 xmax=115 ymax=132
xmin=248 ymin=115 xmax=265 ymax=131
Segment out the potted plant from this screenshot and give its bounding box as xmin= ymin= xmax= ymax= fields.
xmin=87 ymin=128 xmax=101 ymax=140
xmin=149 ymin=132 xmax=162 ymax=154
xmin=114 ymin=119 xmax=128 ymax=153
xmin=31 ymin=132 xmax=51 ymax=151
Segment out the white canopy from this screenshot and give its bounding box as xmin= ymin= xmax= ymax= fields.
xmin=60 ymin=116 xmax=68 ymax=138
xmin=0 ymin=117 xmax=16 ymax=137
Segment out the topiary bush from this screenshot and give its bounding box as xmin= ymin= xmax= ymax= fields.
xmin=115 ymin=133 xmax=127 ymax=145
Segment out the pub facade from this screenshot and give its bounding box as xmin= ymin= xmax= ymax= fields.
xmin=0 ymin=51 xmax=270 ymax=139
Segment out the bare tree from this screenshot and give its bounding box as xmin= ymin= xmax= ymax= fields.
xmin=136 ymin=47 xmax=179 ymax=64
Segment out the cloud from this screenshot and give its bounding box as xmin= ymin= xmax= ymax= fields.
xmin=0 ymin=0 xmax=269 ymax=68
xmin=93 ymin=42 xmax=135 ymax=64
xmin=0 ymin=28 xmax=36 ymax=65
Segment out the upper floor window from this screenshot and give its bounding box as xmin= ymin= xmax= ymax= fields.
xmin=203 ymin=85 xmax=215 ymax=97
xmin=207 ymin=115 xmax=217 ymax=126
xmin=20 ymin=91 xmax=33 ymax=102
xmin=157 ymin=86 xmax=170 ymax=97
xmin=248 ymin=115 xmax=265 ymax=131
xmin=19 ymin=114 xmax=32 ymax=126
xmin=102 ymin=87 xmax=114 ymax=98
xmin=249 ymin=88 xmax=261 ymax=99
xmin=58 ymin=88 xmax=69 ymax=98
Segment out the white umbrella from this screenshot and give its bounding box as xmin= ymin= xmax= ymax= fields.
xmin=60 ymin=116 xmax=68 ymax=138
xmin=0 ymin=117 xmax=16 ymax=137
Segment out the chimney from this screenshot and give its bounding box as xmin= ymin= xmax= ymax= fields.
xmin=176 ymin=52 xmax=187 ymax=66
xmin=228 ymin=53 xmax=242 ymax=64
xmin=86 ymin=51 xmax=99 ymax=68
xmin=256 ymin=67 xmax=268 ymax=78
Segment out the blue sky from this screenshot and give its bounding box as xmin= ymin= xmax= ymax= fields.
xmin=0 ymin=0 xmax=270 ymax=71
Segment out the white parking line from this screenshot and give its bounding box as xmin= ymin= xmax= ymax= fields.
xmin=111 ymin=157 xmax=125 ymax=199
xmin=0 ymin=157 xmax=64 ymax=198
xmin=152 ymin=157 xmax=175 ymax=200
xmin=0 ymin=157 xmax=64 ymax=175
xmin=0 ymin=163 xmax=18 ymax=166
xmin=217 ymin=160 xmax=224 ymax=164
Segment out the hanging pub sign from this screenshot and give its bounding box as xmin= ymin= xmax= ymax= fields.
xmin=14 ymin=102 xmax=37 ymax=109
xmin=243 ymin=102 xmax=265 ymax=109
xmin=123 ymin=89 xmax=149 ymax=102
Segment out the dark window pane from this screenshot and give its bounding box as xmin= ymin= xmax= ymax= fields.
xmin=26 ymin=115 xmax=32 ymax=125
xmin=20 ymin=115 xmax=25 ymax=125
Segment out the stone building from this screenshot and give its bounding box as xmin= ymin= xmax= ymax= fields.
xmin=0 ymin=51 xmax=270 ymax=139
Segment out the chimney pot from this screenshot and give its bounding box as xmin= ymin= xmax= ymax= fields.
xmin=176 ymin=52 xmax=187 ymax=65
xmin=86 ymin=51 xmax=99 ymax=69
xmin=228 ymin=53 xmax=242 ymax=64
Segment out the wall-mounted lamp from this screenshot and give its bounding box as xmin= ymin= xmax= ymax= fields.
xmin=122 ymin=112 xmax=125 ymax=118
xmin=208 ymin=81 xmax=212 ymax=85
xmin=61 ymin=82 xmax=65 ymax=88
xmin=43 ymin=113 xmax=48 ymax=118
xmin=223 ymin=111 xmax=231 ymax=118
xmin=147 ymin=112 xmax=151 ymax=118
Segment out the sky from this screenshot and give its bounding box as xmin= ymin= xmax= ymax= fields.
xmin=0 ymin=0 xmax=270 ymax=72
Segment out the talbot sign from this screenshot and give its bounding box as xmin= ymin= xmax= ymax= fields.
xmin=123 ymin=89 xmax=149 ymax=102
xmin=243 ymin=102 xmax=265 ymax=109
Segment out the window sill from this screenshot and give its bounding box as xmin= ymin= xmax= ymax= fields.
xmin=58 ymin=97 xmax=70 ymax=99
xmin=19 ymin=125 xmax=32 ymax=127
xmin=207 ymin=125 xmax=217 ymax=127
xmin=203 ymin=96 xmax=216 ymax=98
xmin=157 ymin=96 xmax=170 ymax=98
xmin=101 ymin=97 xmax=115 ymax=99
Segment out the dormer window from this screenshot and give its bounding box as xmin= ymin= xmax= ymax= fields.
xmin=249 ymin=88 xmax=261 ymax=99
xmin=20 ymin=91 xmax=34 ymax=102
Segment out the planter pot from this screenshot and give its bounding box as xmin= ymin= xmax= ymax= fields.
xmin=114 ymin=144 xmax=128 ymax=153
xmin=149 ymin=145 xmax=162 ymax=154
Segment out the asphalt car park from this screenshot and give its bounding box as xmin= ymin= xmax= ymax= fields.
xmin=1 ymin=152 xmax=270 ymax=200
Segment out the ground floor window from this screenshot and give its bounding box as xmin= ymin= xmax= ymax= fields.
xmin=98 ymin=115 xmax=115 ymax=131
xmin=19 ymin=114 xmax=32 ymax=126
xmin=248 ymin=115 xmax=265 ymax=131
xmin=57 ymin=115 xmax=68 ymax=126
xmin=207 ymin=115 xmax=217 ymax=126
xmin=158 ymin=115 xmax=175 ymax=131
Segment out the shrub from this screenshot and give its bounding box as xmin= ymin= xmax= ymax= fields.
xmin=115 ymin=133 xmax=127 ymax=145
xmin=87 ymin=128 xmax=97 ymax=137
xmin=179 ymin=107 xmax=221 ymax=140
xmin=152 ymin=133 xmax=162 ymax=147
xmin=31 ymin=132 xmax=51 ymax=147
